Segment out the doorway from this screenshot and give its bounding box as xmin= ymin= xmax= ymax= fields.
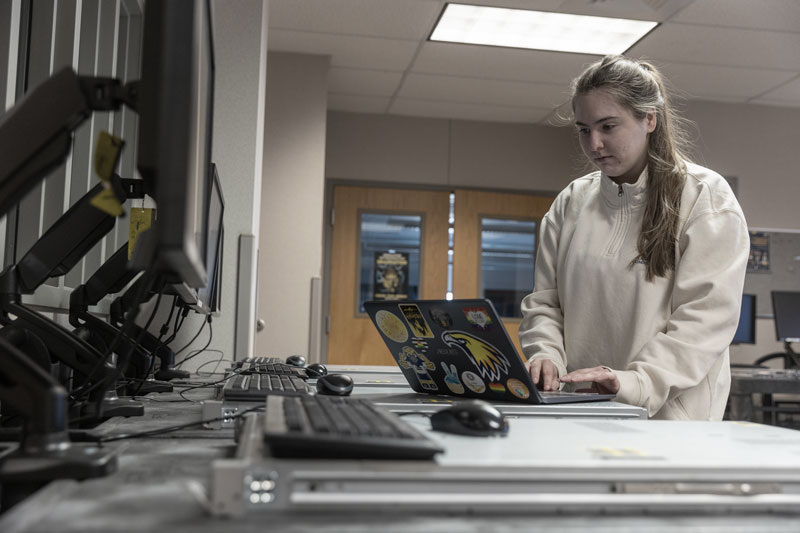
xmin=327 ymin=185 xmax=553 ymax=365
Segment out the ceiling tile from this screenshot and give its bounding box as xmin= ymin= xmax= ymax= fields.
xmin=269 ymin=0 xmax=441 ymax=40
xmin=412 ymin=41 xmax=597 ymax=85
xmin=328 ymin=93 xmax=392 ymax=114
xmin=390 ymin=97 xmax=552 ymax=123
xmin=399 ymin=73 xmax=569 ymax=108
xmin=329 ymin=68 xmax=403 ymax=96
xmin=672 ymin=0 xmax=800 ymax=32
xmin=269 ymin=29 xmax=419 ymax=70
xmin=752 ymin=75 xmax=800 ymax=107
xmin=629 ymin=23 xmax=800 ymax=70
xmin=554 ymin=0 xmax=693 ymax=22
xmin=657 ymin=63 xmax=798 ymax=101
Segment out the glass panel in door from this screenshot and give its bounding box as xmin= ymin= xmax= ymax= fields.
xmin=480 ymin=218 xmax=536 ymax=318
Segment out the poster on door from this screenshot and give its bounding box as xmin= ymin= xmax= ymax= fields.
xmin=747 ymin=231 xmax=770 ymax=272
xmin=373 ymin=251 xmax=409 ymax=301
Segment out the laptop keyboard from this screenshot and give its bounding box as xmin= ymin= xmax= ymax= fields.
xmin=263 ymin=395 xmax=444 ymax=460
xmin=222 ymin=373 xmax=311 ymax=400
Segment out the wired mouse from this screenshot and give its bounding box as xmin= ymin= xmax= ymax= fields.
xmin=315 ymin=373 xmax=354 ymax=396
xmin=430 ymin=400 xmax=508 ymax=437
xmin=285 ymin=354 xmax=306 ymax=367
xmin=306 ymin=363 xmax=328 ymax=377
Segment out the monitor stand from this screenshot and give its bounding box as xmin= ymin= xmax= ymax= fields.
xmin=0 ymin=337 xmax=118 ymax=511
xmin=80 ymin=389 xmax=145 ymax=419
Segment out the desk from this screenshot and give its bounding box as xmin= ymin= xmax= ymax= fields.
xmin=2 ymin=373 xmax=800 ymax=532
xmin=728 ymin=368 xmax=800 ymax=425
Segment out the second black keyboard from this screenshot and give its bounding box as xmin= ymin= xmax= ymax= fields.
xmin=222 ymin=372 xmax=311 ymax=401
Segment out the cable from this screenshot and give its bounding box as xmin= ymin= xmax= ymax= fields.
xmin=149 ymin=295 xmax=179 ymax=372
xmin=194 ymin=351 xmax=230 ymax=377
xmin=177 ymin=371 xmax=236 ymax=403
xmin=173 ymin=315 xmax=209 ymax=360
xmin=97 ymin=404 xmax=265 ymax=443
xmin=70 ymin=270 xmax=157 ymax=401
xmin=176 ymin=318 xmax=213 ymax=368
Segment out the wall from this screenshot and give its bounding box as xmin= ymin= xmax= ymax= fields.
xmin=685 ymin=100 xmax=800 ymax=232
xmin=256 ymin=52 xmax=329 ymax=361
xmin=326 ymin=111 xmax=578 ymax=192
xmin=324 ymin=100 xmax=800 ymax=366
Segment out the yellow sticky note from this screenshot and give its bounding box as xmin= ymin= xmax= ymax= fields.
xmin=94 ymin=131 xmax=124 ymax=182
xmin=90 ymin=186 xmax=124 ymax=217
xmin=128 ymin=207 xmax=153 ymax=259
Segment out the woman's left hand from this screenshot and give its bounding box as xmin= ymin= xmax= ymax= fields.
xmin=560 ymin=366 xmax=620 ymax=395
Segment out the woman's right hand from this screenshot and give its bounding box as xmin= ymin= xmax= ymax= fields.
xmin=525 ymin=358 xmax=560 ymax=391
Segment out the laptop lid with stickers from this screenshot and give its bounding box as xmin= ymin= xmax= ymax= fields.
xmin=364 ymin=299 xmax=614 ymax=405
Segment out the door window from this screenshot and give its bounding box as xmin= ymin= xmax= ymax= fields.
xmin=358 ymin=213 xmax=422 ymax=313
xmin=480 ymin=217 xmax=536 ymax=318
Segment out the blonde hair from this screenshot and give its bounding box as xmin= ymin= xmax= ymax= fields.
xmin=572 ymin=55 xmax=692 ymax=281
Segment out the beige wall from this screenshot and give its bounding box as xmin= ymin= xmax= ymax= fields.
xmin=684 ymin=100 xmax=800 ymax=231
xmin=324 ymin=100 xmax=800 ymax=366
xmin=256 ymin=52 xmax=329 ymax=360
xmin=326 ymin=111 xmax=577 ymax=193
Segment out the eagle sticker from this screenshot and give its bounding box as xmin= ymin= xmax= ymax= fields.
xmin=441 ymin=330 xmax=511 ymax=382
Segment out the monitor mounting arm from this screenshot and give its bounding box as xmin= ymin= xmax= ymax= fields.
xmin=0 ymin=67 xmax=137 ymax=217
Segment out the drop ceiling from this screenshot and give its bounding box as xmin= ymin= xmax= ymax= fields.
xmin=267 ymin=0 xmax=800 ymax=124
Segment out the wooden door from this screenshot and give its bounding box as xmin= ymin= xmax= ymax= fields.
xmin=452 ymin=189 xmax=554 ymax=358
xmin=328 ymin=186 xmax=450 ymax=365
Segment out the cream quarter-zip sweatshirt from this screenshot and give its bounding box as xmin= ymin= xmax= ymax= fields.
xmin=519 ymin=163 xmax=749 ymax=420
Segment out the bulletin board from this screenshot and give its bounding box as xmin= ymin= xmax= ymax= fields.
xmin=742 ymin=230 xmax=800 ymax=317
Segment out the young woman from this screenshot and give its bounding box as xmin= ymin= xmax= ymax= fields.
xmin=519 ymin=55 xmax=749 ymax=420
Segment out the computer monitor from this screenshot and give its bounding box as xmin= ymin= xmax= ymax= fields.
xmin=191 ymin=162 xmax=224 ymax=314
xmin=209 ymin=225 xmax=224 ymax=315
xmin=772 ymin=291 xmax=800 ymax=343
xmin=732 ymin=293 xmax=756 ymax=344
xmin=135 ymin=0 xmax=215 ymax=289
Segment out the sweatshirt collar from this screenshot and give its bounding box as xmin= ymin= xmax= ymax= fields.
xmin=600 ymin=167 xmax=648 ymax=206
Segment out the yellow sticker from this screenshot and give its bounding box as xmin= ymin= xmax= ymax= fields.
xmin=93 ymin=131 xmax=124 ymax=182
xmin=128 ymin=207 xmax=153 ymax=259
xmin=89 ymin=186 xmax=124 ymax=217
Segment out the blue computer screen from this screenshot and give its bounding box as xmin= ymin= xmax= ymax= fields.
xmin=733 ymin=293 xmax=756 ymax=344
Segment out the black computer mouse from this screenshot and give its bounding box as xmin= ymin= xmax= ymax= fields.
xmin=285 ymin=354 xmax=306 ymax=367
xmin=430 ymin=400 xmax=508 ymax=437
xmin=315 ymin=373 xmax=354 ymax=396
xmin=306 ymin=363 xmax=328 ymax=378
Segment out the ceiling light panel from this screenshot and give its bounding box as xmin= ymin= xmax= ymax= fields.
xmin=430 ymin=3 xmax=658 ymax=55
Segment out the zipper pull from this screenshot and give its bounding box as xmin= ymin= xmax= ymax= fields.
xmin=618 ymin=184 xmax=623 ymax=197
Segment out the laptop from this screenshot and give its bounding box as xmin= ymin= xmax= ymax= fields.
xmin=364 ymin=299 xmax=614 ymax=405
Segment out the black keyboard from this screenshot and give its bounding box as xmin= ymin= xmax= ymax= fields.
xmin=222 ymin=372 xmax=311 ymax=401
xmin=237 ymin=359 xmax=308 ymax=378
xmin=263 ymin=395 xmax=444 ymax=460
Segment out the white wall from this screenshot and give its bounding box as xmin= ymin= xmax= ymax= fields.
xmin=256 ymin=52 xmax=329 ymax=361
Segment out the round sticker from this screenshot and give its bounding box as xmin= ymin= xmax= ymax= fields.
xmin=461 ymin=371 xmax=485 ymax=394
xmin=375 ymin=310 xmax=408 ymax=343
xmin=506 ymin=378 xmax=530 ymax=400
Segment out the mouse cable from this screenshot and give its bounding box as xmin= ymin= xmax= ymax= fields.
xmin=97 ymin=404 xmax=265 ymax=443
xmin=193 ymin=351 xmax=230 ymax=377
xmin=177 ymin=369 xmax=238 ymax=403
